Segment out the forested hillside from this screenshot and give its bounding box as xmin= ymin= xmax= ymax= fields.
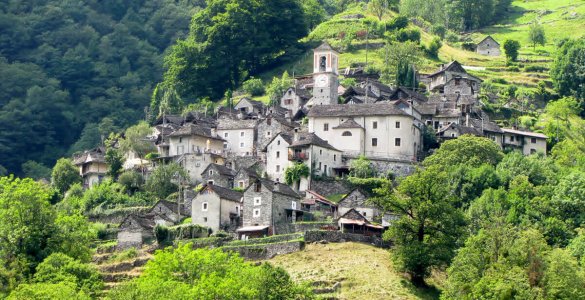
xmin=0 ymin=0 xmax=203 ymax=175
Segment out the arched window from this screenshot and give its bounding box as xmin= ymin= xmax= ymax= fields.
xmin=342 ymin=131 xmax=352 ymax=136
xmin=319 ymin=56 xmax=326 ymax=72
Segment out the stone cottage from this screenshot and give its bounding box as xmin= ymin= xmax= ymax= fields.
xmin=234 ymin=166 xmax=260 ymax=189
xmin=191 ymin=184 xmax=243 ymax=233
xmin=234 ymin=97 xmax=267 ymax=116
xmin=502 ymin=128 xmax=547 ymax=155
xmin=238 ymin=178 xmax=303 ymax=238
xmin=117 ymin=214 xmax=156 ymax=250
xmin=476 ymin=36 xmax=501 ymax=56
xmin=73 ymin=147 xmax=108 ymax=188
xmin=149 ymin=199 xmax=190 ymax=223
xmin=301 ymin=190 xmax=338 ymax=219
xmin=200 ymin=163 xmax=236 ymax=188
xmin=337 ymin=208 xmax=383 ymax=236
xmin=217 ymin=118 xmax=258 ymax=156
xmin=337 ymin=189 xmax=379 ymax=221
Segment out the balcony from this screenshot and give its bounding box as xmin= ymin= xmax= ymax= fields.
xmin=288 ymin=152 xmax=309 ymax=161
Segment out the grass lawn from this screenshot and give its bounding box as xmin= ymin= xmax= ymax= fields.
xmin=268 ymin=242 xmax=442 ymax=300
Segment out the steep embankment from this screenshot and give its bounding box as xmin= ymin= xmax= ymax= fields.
xmin=269 ymin=242 xmax=442 ymax=300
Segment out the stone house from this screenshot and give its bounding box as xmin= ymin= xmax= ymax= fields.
xmin=301 ymin=190 xmax=338 ymax=219
xmin=234 ymin=97 xmax=267 ymax=117
xmin=307 ymin=102 xmax=422 ymax=163
xmin=191 ymin=184 xmax=243 ymax=233
xmin=73 ymin=147 xmax=108 ymax=188
xmin=476 ymin=36 xmax=501 ymax=56
xmin=264 ymin=132 xmax=294 ymax=184
xmin=469 ymin=118 xmax=504 ymax=146
xmin=255 ymin=115 xmax=297 ymax=157
xmin=177 ymin=152 xmax=225 ymax=184
xmin=117 ymin=214 xmax=155 ymax=250
xmin=217 ymin=118 xmax=258 ymax=156
xmin=280 ymin=87 xmax=312 ymax=118
xmin=337 ymin=208 xmax=383 ymax=236
xmin=200 ymin=163 xmax=236 ymax=188
xmin=168 ymin=123 xmax=225 ymax=157
xmin=426 ymin=61 xmax=481 ymax=95
xmin=288 ymin=132 xmax=343 ymax=188
xmin=150 ymin=199 xmax=190 ymax=223
xmin=234 ymin=167 xmax=260 ymax=189
xmin=388 ymin=86 xmax=428 ymax=103
xmin=437 ymin=123 xmax=483 ymax=141
xmin=238 ymin=178 xmax=303 ymax=238
xmin=502 ymin=128 xmax=547 ymax=155
xmin=337 ymin=189 xmax=379 ymax=221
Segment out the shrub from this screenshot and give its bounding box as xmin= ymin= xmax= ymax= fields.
xmin=431 ymin=24 xmax=446 ymax=39
xmin=154 ymin=225 xmax=169 ymax=245
xmin=446 ymin=32 xmax=460 ymax=43
xmin=461 ymin=42 xmax=476 ymax=51
xmin=426 ymin=37 xmax=442 ymax=58
xmin=503 ymin=39 xmax=521 ymax=62
xmin=508 ymin=66 xmax=520 ymax=72
xmin=108 ymin=248 xmax=139 ymax=263
xmin=242 ymin=77 xmax=265 ymax=96
xmin=396 ymin=28 xmax=421 ymax=43
xmin=386 ymin=15 xmax=408 ymax=31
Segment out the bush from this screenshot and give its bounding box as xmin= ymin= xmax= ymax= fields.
xmin=431 ymin=24 xmax=446 ymax=39
xmin=508 ymin=66 xmax=520 ymax=72
xmin=426 ymin=37 xmax=442 ymax=58
xmin=242 ymin=77 xmax=265 ymax=96
xmin=108 ymin=248 xmax=139 ymax=263
xmin=93 ymin=223 xmax=109 ymax=240
xmin=524 ymin=65 xmax=548 ymax=72
xmin=154 ymin=225 xmax=169 ymax=245
xmin=461 ymin=42 xmax=476 ymax=51
xmin=503 ymin=39 xmax=521 ymax=62
xmin=446 ymin=31 xmax=460 ymax=43
xmin=386 ymin=15 xmax=408 ymax=31
xmin=396 ymin=28 xmax=421 ymax=43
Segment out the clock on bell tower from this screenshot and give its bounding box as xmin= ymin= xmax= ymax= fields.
xmin=312 ymin=42 xmax=339 ymax=106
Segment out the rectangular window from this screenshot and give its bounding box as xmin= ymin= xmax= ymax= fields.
xmin=253 ymin=208 xmax=260 ymax=218
xmin=291 ymin=201 xmax=297 ymax=210
xmin=531 ymin=138 xmax=537 ymax=144
xmin=203 ymin=217 xmax=207 ymax=222
xmin=254 ymin=197 xmax=261 ymax=206
xmin=209 ymin=170 xmax=214 ymax=176
xmin=255 ymin=183 xmax=261 ymax=192
xmin=373 ymin=121 xmax=378 ymax=129
xmin=224 ymin=132 xmax=228 ymax=138
xmin=267 ymin=131 xmax=271 ymax=137
xmin=276 ymin=151 xmax=280 ymax=158
xmin=240 ymin=142 xmax=245 ymax=148
xmin=202 ymin=202 xmax=208 ymax=211
xmin=372 ymin=138 xmax=378 ymax=147
xmin=240 ymin=131 xmax=245 ymax=137
xmin=395 ymin=121 xmax=401 ymax=128
xmin=319 ymin=162 xmax=322 ymax=170
xmin=511 ymin=136 xmax=515 ymax=142
xmin=395 ymin=138 xmax=401 ymax=146
xmin=319 ymin=149 xmax=323 ymax=155
xmin=334 ymin=154 xmax=336 ymax=161
xmin=324 ymin=123 xmax=329 ymax=131
xmin=239 ymin=181 xmax=244 ymax=188
xmin=276 ymin=165 xmax=280 ymax=172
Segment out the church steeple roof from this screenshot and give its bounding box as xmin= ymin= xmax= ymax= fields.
xmin=314 ymin=41 xmax=336 ymax=52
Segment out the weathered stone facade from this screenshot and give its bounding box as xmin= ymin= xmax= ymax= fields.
xmin=338 ymin=189 xmax=379 ymax=220
xmin=192 ymin=185 xmax=243 ymax=233
xmin=476 ymin=36 xmax=501 ymax=56
xmin=223 ymin=240 xmax=305 ymax=260
xmin=117 ymin=215 xmax=155 ymax=250
xmin=200 ymin=163 xmax=235 ymax=188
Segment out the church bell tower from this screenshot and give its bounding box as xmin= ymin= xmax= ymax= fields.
xmin=312 ymin=42 xmax=339 ymax=106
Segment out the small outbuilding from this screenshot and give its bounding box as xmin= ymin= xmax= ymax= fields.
xmin=476 ymin=36 xmax=501 ymax=56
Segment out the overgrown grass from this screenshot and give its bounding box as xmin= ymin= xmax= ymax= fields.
xmin=326 ymin=193 xmax=347 ymax=203
xmin=269 ymin=242 xmax=442 ymax=300
xmin=224 ymin=233 xmax=304 ymax=247
xmin=107 ymin=248 xmax=139 ymax=263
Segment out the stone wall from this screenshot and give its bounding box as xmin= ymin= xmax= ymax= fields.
xmin=89 ymin=207 xmax=150 ymax=224
xmin=369 ymin=159 xmax=417 ymax=177
xmin=222 ymin=240 xmax=305 ymax=260
xmin=304 ymin=230 xmax=391 ymax=248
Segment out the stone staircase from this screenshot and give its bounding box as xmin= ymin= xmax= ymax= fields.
xmin=92 ymin=246 xmax=154 ymax=293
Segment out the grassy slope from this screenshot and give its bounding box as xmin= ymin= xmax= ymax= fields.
xmin=269 ymin=242 xmax=441 ymax=300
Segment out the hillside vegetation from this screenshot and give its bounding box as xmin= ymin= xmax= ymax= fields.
xmin=270 ymin=242 xmax=441 ymax=300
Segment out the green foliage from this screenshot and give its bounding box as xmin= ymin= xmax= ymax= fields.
xmin=528 ymin=20 xmax=547 ymax=50
xmin=108 ymin=244 xmax=313 ymax=299
xmin=385 ymin=16 xmax=409 ymax=31
xmin=242 ymin=77 xmax=265 ymax=96
xmin=381 ymin=166 xmax=467 ymax=285
xmin=503 ymin=39 xmax=521 ymax=62
xmin=266 ymin=72 xmax=294 ymax=105
xmin=107 ymin=248 xmax=139 ymax=263
xmin=145 ymin=162 xmax=188 ymax=200
xmin=33 ymin=253 xmax=103 ymax=297
xmin=7 ymin=282 xmax=90 ymax=300
xmin=0 ymin=1 xmax=198 ymax=175
xmin=48 ymin=214 xmax=96 ymax=262
xmin=284 ymin=162 xmax=310 ymax=185
xmin=349 ymin=155 xmax=375 ymax=178
xmin=368 ymin=0 xmax=391 ymax=21
xmin=347 ymin=177 xmax=389 ymax=195
xmin=423 ymin=135 xmax=504 ymax=169
xmin=118 ymin=171 xmax=144 ymax=195
xmin=425 ymin=37 xmax=442 ymax=59
xmin=119 ymin=122 xmax=155 ymax=160
xmin=21 ymin=161 xmax=51 ymax=180
xmin=395 ymin=28 xmax=421 ymax=43
xmin=51 ymin=158 xmax=82 ymax=194
xmin=379 ymin=41 xmax=421 ymax=85
xmin=551 ymin=38 xmax=585 ymax=101
xmin=81 ymin=180 xmax=136 ymax=212
xmin=105 ymin=134 xmax=124 ymax=180
xmin=154 ymin=225 xmax=170 ymax=245
xmin=150 ymin=83 xmax=184 ymax=121
xmin=300 ymin=0 xmax=326 ymax=29
xmin=431 ymin=24 xmax=446 ymax=39
xmin=164 ymin=0 xmax=307 ymax=100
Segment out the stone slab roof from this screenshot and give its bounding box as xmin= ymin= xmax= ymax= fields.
xmin=202 ymin=163 xmax=236 ymax=177
xmin=289 ymin=133 xmax=340 ymax=152
xmin=168 ymin=124 xmax=224 ymax=141
xmin=217 ymin=118 xmax=258 ymax=130
xmin=333 ymin=118 xmax=364 ymax=129
xmin=307 ymin=103 xmax=408 ymax=118
xmin=502 ymin=128 xmax=547 ymax=139
xmin=203 ymin=184 xmax=243 ymax=202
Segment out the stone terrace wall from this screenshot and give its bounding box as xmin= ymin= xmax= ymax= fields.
xmin=274 ymin=222 xmax=336 ymax=235
xmin=304 ymin=230 xmax=391 ymax=248
xmin=222 ymin=240 xmax=305 ymax=260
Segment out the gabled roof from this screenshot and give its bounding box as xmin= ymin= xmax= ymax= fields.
xmin=427 ymin=61 xmax=466 ymax=78
xmin=502 ymin=128 xmax=547 ymax=139
xmin=415 ymin=103 xmax=437 ymax=115
xmin=153 ymin=199 xmax=190 ymax=216
xmin=342 ymin=86 xmax=366 ymax=97
xmin=73 ymin=147 xmax=106 ymax=165
xmin=339 ymin=208 xmax=369 ymax=222
xmin=168 ymin=124 xmax=224 ymax=140
xmin=289 ymin=133 xmax=340 ymax=152
xmin=200 ymin=184 xmax=243 ymax=202
xmin=217 ymin=118 xmax=258 ymax=130
xmin=478 ymin=35 xmax=500 ymax=46
xmin=236 ymin=166 xmax=260 ymax=179
xmin=201 ymin=163 xmax=236 ymax=177
xmin=390 ymin=86 xmax=428 ymax=102
xmin=438 ymin=123 xmax=482 ymax=136
xmin=153 ymin=114 xmax=184 ymax=126
xmin=338 ymin=188 xmax=369 ymax=206
xmin=235 ymin=97 xmax=266 ymax=110
xmin=120 ymin=214 xmax=155 ymax=230
xmin=303 ymin=190 xmax=337 ymax=207
xmin=314 ymin=41 xmax=337 ymax=52
xmin=333 ymin=118 xmax=364 ymax=129
xmin=364 ymin=80 xmax=393 ymax=94
xmin=307 ymin=103 xmax=409 ymax=118
xmin=469 ymin=118 xmax=503 ymax=133
xmin=246 ymin=178 xmax=300 ymax=199
xmin=263 ymin=132 xmax=294 ymax=152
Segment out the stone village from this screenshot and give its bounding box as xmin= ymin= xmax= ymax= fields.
xmin=73 ymin=41 xmax=548 ymax=252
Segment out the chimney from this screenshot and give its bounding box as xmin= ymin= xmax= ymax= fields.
xmin=293 ymin=127 xmax=300 ymax=142
xmin=210 ymin=128 xmax=217 ymax=136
